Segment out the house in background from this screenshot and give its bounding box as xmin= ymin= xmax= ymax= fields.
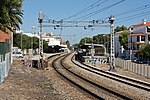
xmin=128 ymin=19 xmax=150 ymax=59
xmin=42 ymin=33 xmax=68 ymax=53
xmin=0 ymin=30 xmax=12 ymax=83
xmin=15 ymin=31 xmax=69 ymax=53
xmin=43 ymin=33 xmax=61 ymax=46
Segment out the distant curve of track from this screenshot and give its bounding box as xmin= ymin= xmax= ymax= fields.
xmin=71 ymin=53 xmax=150 ymax=92
xmin=51 ymin=53 xmax=131 ymax=100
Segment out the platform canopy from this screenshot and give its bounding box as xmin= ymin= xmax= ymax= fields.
xmin=80 ymin=44 xmax=104 ymax=49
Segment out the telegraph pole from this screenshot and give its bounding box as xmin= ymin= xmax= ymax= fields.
xmin=109 ymin=15 xmax=115 ymax=71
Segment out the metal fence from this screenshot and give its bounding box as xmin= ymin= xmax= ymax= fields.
xmin=115 ymin=58 xmax=150 ymax=78
xmin=0 ymin=40 xmax=11 ymax=83
xmin=0 ymin=52 xmax=11 ymax=83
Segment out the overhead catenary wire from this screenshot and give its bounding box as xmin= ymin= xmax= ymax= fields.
xmin=41 ymin=0 xmax=150 ymax=38
xmin=115 ymin=10 xmax=150 ymax=23
xmin=86 ymin=2 xmax=150 ymax=24
xmin=43 ymin=0 xmax=126 ymax=28
xmin=116 ymin=10 xmax=150 ymax=21
xmin=92 ymin=3 xmax=150 ymax=24
xmin=114 ymin=3 xmax=150 ymax=17
xmin=43 ymin=1 xmax=150 ymax=26
xmin=63 ymin=0 xmax=109 ymax=20
xmin=75 ymin=0 xmax=125 ymax=21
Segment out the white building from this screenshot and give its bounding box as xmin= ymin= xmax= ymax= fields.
xmin=42 ymin=33 xmax=68 ymax=52
xmin=42 ymin=33 xmax=61 ymax=46
xmin=128 ymin=20 xmax=150 ymax=59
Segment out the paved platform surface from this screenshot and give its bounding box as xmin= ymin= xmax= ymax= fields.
xmin=13 ymin=53 xmax=60 ymax=61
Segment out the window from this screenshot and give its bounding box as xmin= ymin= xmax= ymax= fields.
xmin=137 ymin=36 xmax=140 ymax=42
xmin=141 ymin=36 xmax=145 ymax=41
xmin=137 ymin=44 xmax=140 ymax=50
xmin=147 ymin=26 xmax=150 ymax=32
xmin=148 ymin=35 xmax=150 ymax=41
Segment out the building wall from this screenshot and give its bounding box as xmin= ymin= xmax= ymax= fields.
xmin=42 ymin=35 xmax=61 ymax=46
xmin=114 ymin=34 xmax=122 ymax=57
xmin=128 ymin=21 xmax=150 ymax=60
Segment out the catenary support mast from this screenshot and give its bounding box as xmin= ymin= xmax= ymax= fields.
xmin=38 ymin=11 xmax=44 ymax=68
xmin=109 ymin=15 xmax=115 ymax=71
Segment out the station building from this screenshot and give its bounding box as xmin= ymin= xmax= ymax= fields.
xmin=76 ymin=43 xmax=108 ymax=64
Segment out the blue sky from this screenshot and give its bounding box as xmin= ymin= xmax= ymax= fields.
xmin=22 ymin=0 xmax=150 ymax=44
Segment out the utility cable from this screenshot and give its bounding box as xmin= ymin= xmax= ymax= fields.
xmin=63 ymin=0 xmax=109 ymax=20
xmin=115 ymin=10 xmax=150 ymax=23
xmin=115 ymin=3 xmax=150 ymax=17
xmin=95 ymin=3 xmax=150 ymax=24
xmin=75 ymin=0 xmax=125 ymax=21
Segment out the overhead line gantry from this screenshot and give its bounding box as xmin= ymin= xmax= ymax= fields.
xmin=38 ymin=11 xmax=115 ymax=71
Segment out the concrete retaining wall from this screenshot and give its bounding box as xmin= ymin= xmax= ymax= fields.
xmin=115 ymin=58 xmax=150 ymax=78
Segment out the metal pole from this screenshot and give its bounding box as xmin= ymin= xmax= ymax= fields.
xmin=38 ymin=11 xmax=44 ymax=68
xmin=39 ymin=12 xmax=43 ymax=56
xmin=11 ymin=29 xmax=14 ymax=64
xmin=32 ymin=26 xmax=35 ymax=54
xmin=109 ymin=15 xmax=115 ymax=71
xmin=21 ymin=31 xmax=22 ymax=51
xmin=130 ymin=35 xmax=132 ymax=61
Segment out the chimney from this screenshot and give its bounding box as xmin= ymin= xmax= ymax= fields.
xmin=143 ymin=19 xmax=146 ymax=24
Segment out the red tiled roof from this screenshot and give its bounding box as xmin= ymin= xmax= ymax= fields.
xmin=132 ymin=22 xmax=150 ymax=26
xmin=60 ymin=41 xmax=65 ymax=44
xmin=146 ymin=22 xmax=150 ymax=26
xmin=129 ymin=34 xmax=145 ymax=36
xmin=0 ymin=30 xmax=11 ymax=42
xmin=131 ymin=42 xmax=145 ymax=44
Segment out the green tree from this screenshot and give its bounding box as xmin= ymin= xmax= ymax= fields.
xmin=93 ymin=34 xmax=110 ymax=44
xmin=13 ymin=33 xmax=49 ymax=53
xmin=66 ymin=40 xmax=70 ymax=49
xmin=79 ymin=37 xmax=93 ymax=45
xmin=118 ymin=30 xmax=129 ymax=49
xmin=13 ymin=34 xmax=32 ymax=49
xmin=140 ymin=44 xmax=150 ymax=59
xmin=33 ymin=37 xmax=39 ymax=49
xmin=0 ymin=0 xmax=23 ymax=32
xmin=93 ymin=34 xmax=110 ymax=53
xmin=43 ymin=40 xmax=49 ymax=53
xmin=114 ymin=25 xmax=127 ymax=33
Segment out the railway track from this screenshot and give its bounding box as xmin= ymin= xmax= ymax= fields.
xmin=71 ymin=53 xmax=150 ymax=92
xmin=51 ymin=53 xmax=131 ymax=100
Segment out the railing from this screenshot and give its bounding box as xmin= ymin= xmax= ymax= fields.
xmin=115 ymin=58 xmax=150 ymax=78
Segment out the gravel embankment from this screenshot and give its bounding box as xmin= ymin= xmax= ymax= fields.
xmin=64 ymin=53 xmax=150 ymax=99
xmin=0 ymin=58 xmax=95 ymax=100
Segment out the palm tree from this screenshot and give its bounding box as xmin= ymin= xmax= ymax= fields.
xmin=0 ymin=0 xmax=23 ymax=32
